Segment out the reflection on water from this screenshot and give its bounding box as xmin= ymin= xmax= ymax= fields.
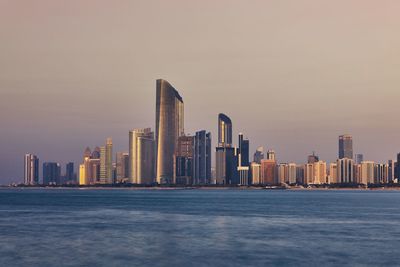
xmin=1 ymin=189 xmax=400 ymax=266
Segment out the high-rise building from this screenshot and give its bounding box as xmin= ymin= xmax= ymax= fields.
xmin=250 ymin=162 xmax=261 ymax=185
xmin=79 ymin=150 xmax=100 ymax=186
xmin=237 ymin=133 xmax=250 ymax=185
xmin=238 ymin=133 xmax=249 ymax=167
xmin=89 ymin=158 xmax=100 ymax=184
xmin=339 ymin=134 xmax=353 ymax=159
xmin=304 ymin=163 xmax=314 ymax=184
xmin=65 ymin=162 xmax=75 ymax=183
xmin=193 ymin=130 xmax=212 ymax=185
xmin=99 ymin=146 xmax=106 ymax=183
xmin=91 ymin=147 xmax=101 ymax=159
xmin=374 ymin=163 xmax=389 ymax=184
xmin=388 ymin=160 xmax=396 ymax=183
xmin=396 ymin=153 xmax=400 ymax=180
xmin=278 ymin=163 xmax=288 ymax=184
xmin=79 ymin=164 xmax=86 ymax=185
xmin=106 ymin=138 xmax=113 ymax=183
xmin=260 ymin=159 xmax=276 ymax=185
xmin=288 ymin=163 xmax=297 ymax=184
xmin=360 ymin=161 xmax=374 ymax=185
xmin=218 ymin=113 xmax=232 ymax=147
xmin=354 ymin=164 xmax=362 ymax=184
xmin=266 ymin=150 xmax=276 ymax=161
xmin=99 ymin=138 xmax=113 ymax=184
xmin=24 ymin=154 xmax=39 ymax=185
xmin=84 ymin=147 xmax=92 ymax=158
xmin=216 ymin=114 xmax=238 ymax=185
xmin=129 ymin=128 xmax=156 ymax=184
xmin=43 ymin=162 xmax=61 ymax=185
xmin=155 ymin=79 xmax=184 ymax=184
xmin=116 ymin=152 xmax=129 ymax=182
xmin=337 ymin=158 xmax=355 ymax=183
xmin=174 ymin=135 xmax=194 ymax=185
xmin=329 ymin=163 xmax=337 ymax=183
xmin=355 ymin=154 xmax=364 ymax=164
xmin=238 ymin=166 xmax=249 ymax=185
xmin=307 ymin=152 xmax=319 ymax=164
xmin=216 ymin=146 xmax=237 ymax=185
xmin=253 ymin=147 xmax=264 ymax=164
xmin=313 ymin=161 xmax=327 ymax=184
xmin=296 ymin=165 xmax=305 ymax=184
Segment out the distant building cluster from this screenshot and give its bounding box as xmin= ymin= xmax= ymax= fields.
xmin=23 ymin=79 xmax=400 ymax=186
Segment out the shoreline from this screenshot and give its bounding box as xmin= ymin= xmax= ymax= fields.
xmin=2 ymin=185 xmax=400 ymax=191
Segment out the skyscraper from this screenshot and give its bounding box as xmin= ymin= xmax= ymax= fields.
xmin=129 ymin=128 xmax=155 ymax=184
xmin=361 ymin=161 xmax=375 ymax=185
xmin=337 ymin=158 xmax=355 ymax=183
xmin=43 ymin=162 xmax=61 ymax=185
xmin=216 ymin=114 xmax=237 ymax=185
xmin=116 ymin=152 xmax=129 ymax=182
xmin=99 ymin=138 xmax=113 ymax=184
xmin=374 ymin=163 xmax=389 ymax=184
xmin=339 ymin=134 xmax=353 ymax=159
xmin=304 ymin=163 xmax=314 ymax=184
xmin=307 ymin=152 xmax=319 ymax=164
xmin=250 ymin=162 xmax=261 ymax=185
xmin=313 ymin=161 xmax=327 ymax=184
xmin=253 ymin=146 xmax=264 ymax=164
xmin=106 ymin=138 xmax=113 ymax=183
xmin=329 ymin=163 xmax=338 ymax=183
xmin=388 ymin=160 xmax=395 ymax=183
xmin=193 ymin=130 xmax=212 ymax=185
xmin=238 ymin=133 xmax=249 ymax=167
xmin=174 ymin=135 xmax=194 ymax=185
xmin=355 ymin=154 xmax=364 ymax=164
xmin=99 ymin=146 xmax=106 ymax=183
xmin=24 ymin=154 xmax=39 ymax=185
xmin=260 ymin=159 xmax=276 ymax=185
xmin=216 ymin=146 xmax=237 ymax=185
xmin=266 ymin=150 xmax=276 ymax=161
xmin=396 ymin=153 xmax=400 ymax=180
xmin=65 ymin=162 xmax=75 ymax=183
xmin=155 ymin=79 xmax=184 ymax=184
xmin=218 ymin=113 xmax=232 ymax=147
xmin=79 ymin=164 xmax=86 ymax=185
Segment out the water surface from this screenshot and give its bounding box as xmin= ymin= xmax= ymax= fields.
xmin=1 ymin=189 xmax=400 ymax=266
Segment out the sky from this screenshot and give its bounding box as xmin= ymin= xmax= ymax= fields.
xmin=1 ymin=0 xmax=400 ymax=184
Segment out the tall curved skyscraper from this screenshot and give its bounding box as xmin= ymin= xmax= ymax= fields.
xmin=156 ymin=79 xmax=184 ymax=184
xmin=218 ymin=113 xmax=232 ymax=147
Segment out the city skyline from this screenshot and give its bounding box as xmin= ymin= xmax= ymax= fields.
xmin=2 ymin=1 xmax=400 ymax=183
xmin=6 ymin=78 xmax=400 ymax=185
xmin=19 ymin=80 xmax=400 ymax=187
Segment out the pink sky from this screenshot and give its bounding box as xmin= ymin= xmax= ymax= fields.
xmin=1 ymin=0 xmax=400 ymax=183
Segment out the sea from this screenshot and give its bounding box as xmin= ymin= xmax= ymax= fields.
xmin=1 ymin=188 xmax=400 ymax=266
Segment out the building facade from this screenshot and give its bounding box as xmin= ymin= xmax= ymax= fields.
xmin=193 ymin=130 xmax=212 ymax=185
xmin=42 ymin=162 xmax=61 ymax=185
xmin=339 ymin=134 xmax=353 ymax=159
xmin=24 ymin=154 xmax=39 ymax=185
xmin=129 ymin=128 xmax=155 ymax=184
xmin=155 ymin=79 xmax=184 ymax=184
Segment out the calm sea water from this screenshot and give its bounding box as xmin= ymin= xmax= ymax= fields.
xmin=1 ymin=188 xmax=400 ymax=266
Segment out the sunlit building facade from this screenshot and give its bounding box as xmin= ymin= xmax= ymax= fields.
xmin=24 ymin=154 xmax=39 ymax=185
xmin=155 ymin=79 xmax=184 ymax=184
xmin=360 ymin=161 xmax=374 ymax=185
xmin=260 ymin=159 xmax=276 ymax=185
xmin=337 ymin=158 xmax=355 ymax=183
xmin=129 ymin=128 xmax=155 ymax=184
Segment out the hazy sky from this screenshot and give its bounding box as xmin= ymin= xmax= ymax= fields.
xmin=1 ymin=0 xmax=400 ymax=184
